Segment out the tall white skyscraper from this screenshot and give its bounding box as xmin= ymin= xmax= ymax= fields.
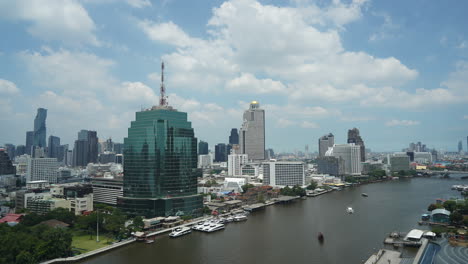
xmin=325 ymin=143 xmax=361 ymax=175
xmin=239 ymin=101 xmax=265 ymax=160
xmin=228 ymin=154 xmax=248 ymax=176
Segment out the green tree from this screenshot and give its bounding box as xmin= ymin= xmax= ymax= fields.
xmin=450 ymin=211 xmax=463 ymax=224
xmin=16 ymin=251 xmax=36 ymax=264
xmin=241 ymin=184 xmax=255 ymax=193
xmin=21 ymin=213 xmax=45 ymax=227
xmin=306 ymin=181 xmax=317 ymax=190
xmin=132 ymin=216 xmax=144 ymax=231
xmin=443 ymin=200 xmax=457 ymax=212
xmin=45 ymin=208 xmax=76 ymax=225
xmin=427 ymin=204 xmax=437 ymax=211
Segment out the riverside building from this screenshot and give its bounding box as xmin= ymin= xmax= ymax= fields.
xmin=262 ymin=161 xmax=305 ymax=187
xmin=118 ymin=62 xmax=202 ymax=217
xmin=326 ymin=144 xmax=361 ymax=175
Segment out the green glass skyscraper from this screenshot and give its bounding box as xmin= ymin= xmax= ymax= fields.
xmin=118 ymin=63 xmax=203 ymax=217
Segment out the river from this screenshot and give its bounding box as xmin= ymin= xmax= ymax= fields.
xmin=83 ymin=175 xmax=468 ymax=264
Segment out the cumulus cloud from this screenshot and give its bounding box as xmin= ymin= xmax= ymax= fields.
xmin=126 ymin=0 xmax=151 ymax=8
xmin=385 ymin=119 xmax=420 ymax=127
xmin=0 ymin=79 xmax=20 ymax=94
xmin=300 ymin=121 xmax=319 ymax=128
xmin=137 ymin=0 xmax=430 ymax=108
xmin=0 ymin=0 xmax=99 ymax=46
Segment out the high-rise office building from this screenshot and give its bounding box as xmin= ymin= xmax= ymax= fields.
xmin=15 ymin=145 xmax=26 ymax=157
xmin=56 ymin=144 xmax=68 ymax=163
xmin=347 ymin=128 xmax=366 ymax=162
xmin=113 ymin=143 xmax=124 ymax=154
xmin=4 ymin=144 xmax=15 ymax=161
xmin=73 ymin=139 xmax=88 ymax=167
xmin=326 ymin=144 xmax=361 ymax=175
xmin=215 ymin=143 xmax=228 ymax=162
xmin=458 ymin=140 xmax=463 ymax=153
xmin=78 ymin=130 xmax=88 ymax=140
xmin=33 ymin=108 xmax=47 ymax=148
xmin=87 ymin=131 xmax=99 ymax=163
xmin=239 ymin=101 xmax=265 ymax=160
xmin=318 ymin=133 xmax=334 ymax=157
xmin=118 ymin=62 xmax=202 ymax=217
xmin=47 ymin=136 xmax=60 ymax=158
xmin=198 ymin=140 xmax=209 ymax=155
xmin=229 ymin=128 xmax=239 ymax=145
xmin=0 ymin=148 xmax=16 ymax=175
xmin=26 ymin=131 xmax=34 ymax=155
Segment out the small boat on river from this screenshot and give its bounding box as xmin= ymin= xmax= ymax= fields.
xmin=317 ymin=232 xmax=324 ymax=242
xmin=346 ymin=207 xmax=354 ymax=214
xmin=361 ymin=193 xmax=368 ymax=197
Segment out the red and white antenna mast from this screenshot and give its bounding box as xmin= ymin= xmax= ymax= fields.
xmin=159 ymin=61 xmax=168 ymax=107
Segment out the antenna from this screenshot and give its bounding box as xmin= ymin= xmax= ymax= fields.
xmin=159 ymin=61 xmax=168 ymax=107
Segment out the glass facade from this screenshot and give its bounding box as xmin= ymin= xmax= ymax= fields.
xmin=118 ymin=108 xmax=203 ymax=217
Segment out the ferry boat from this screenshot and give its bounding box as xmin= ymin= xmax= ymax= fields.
xmin=206 ymin=223 xmax=225 ymax=232
xmin=346 ymin=207 xmax=354 ymax=214
xmin=234 ymin=214 xmax=248 ymax=222
xmin=192 ymin=222 xmax=205 ymax=231
xmin=169 ymin=226 xmax=192 ymax=238
xmin=225 ymin=216 xmax=234 ymax=223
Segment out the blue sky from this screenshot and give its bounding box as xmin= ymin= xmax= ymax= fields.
xmin=0 ymin=0 xmax=467 ymax=153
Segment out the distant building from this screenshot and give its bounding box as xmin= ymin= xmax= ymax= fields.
xmin=228 ymin=154 xmax=248 ymax=176
xmin=99 ymin=152 xmax=116 ymax=164
xmin=389 ymin=153 xmax=410 ymax=172
xmin=113 ymin=143 xmax=124 ymax=154
xmin=414 ymin=152 xmax=433 ymax=164
xmin=318 ymin=133 xmax=334 ymax=157
xmin=229 ymin=128 xmax=239 ymax=145
xmin=347 ymin=128 xmax=365 ymax=162
xmin=265 ymin=148 xmax=275 ymax=159
xmin=4 ymin=144 xmax=15 ymax=161
xmin=239 ymin=101 xmax=265 ymax=160
xmin=215 ymin=143 xmax=228 ymax=162
xmin=26 ymin=131 xmax=34 ymax=155
xmin=92 ymin=177 xmax=123 ymax=205
xmin=0 ymin=148 xmax=16 ymax=187
xmin=198 ymin=154 xmax=213 ymax=168
xmin=326 ymin=144 xmax=361 ymax=175
xmin=47 ymin=135 xmax=60 ymax=158
xmin=458 ymin=140 xmax=463 ymax=153
xmin=56 ymin=144 xmax=68 ymax=163
xmin=262 ymin=161 xmax=305 ymax=187
xmin=316 ymin=156 xmax=344 ymax=176
xmin=15 ymin=145 xmax=26 ymax=157
xmin=198 ymin=141 xmax=209 ymax=155
xmin=73 ymin=139 xmax=88 ymax=167
xmin=27 ymin=157 xmax=59 ymax=183
xmin=33 ymin=108 xmax=47 ymax=149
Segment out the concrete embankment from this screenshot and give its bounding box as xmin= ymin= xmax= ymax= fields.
xmin=41 ymin=238 xmax=136 ymax=264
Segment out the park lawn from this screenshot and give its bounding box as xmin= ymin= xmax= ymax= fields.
xmin=72 ymin=234 xmax=116 ymax=254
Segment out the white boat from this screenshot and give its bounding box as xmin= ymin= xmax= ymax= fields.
xmin=346 ymin=207 xmax=354 ymax=214
xmin=234 ymin=214 xmax=248 ymax=222
xmin=192 ymin=222 xmax=204 ymax=231
xmin=145 ymin=239 xmax=155 ymax=244
xmin=200 ymin=222 xmax=214 ymax=232
xmin=206 ymin=223 xmax=225 ymax=232
xmin=169 ymin=227 xmax=191 ymax=238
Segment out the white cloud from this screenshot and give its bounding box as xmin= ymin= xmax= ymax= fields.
xmin=138 ymin=0 xmax=428 ymax=109
xmin=0 ymin=0 xmax=99 ymax=46
xmin=458 ymin=41 xmax=467 ymax=49
xmin=276 ymin=118 xmax=296 ymax=128
xmin=0 ymin=79 xmax=20 ymax=94
xmin=300 ymin=121 xmax=319 ymax=128
xmin=385 ymin=119 xmax=420 ymax=127
xmin=369 ymin=13 xmax=400 ymax=42
xmin=463 ymin=115 xmax=468 ymax=120
xmin=126 ymin=0 xmax=151 ymax=8
xmin=225 ymin=73 xmax=287 ymax=94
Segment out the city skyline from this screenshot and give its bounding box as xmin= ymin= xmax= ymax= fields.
xmin=0 ymin=0 xmax=468 ymax=152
